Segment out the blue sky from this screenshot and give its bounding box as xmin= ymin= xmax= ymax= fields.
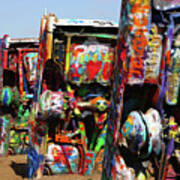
xmin=0 ymin=0 xmax=121 ymax=38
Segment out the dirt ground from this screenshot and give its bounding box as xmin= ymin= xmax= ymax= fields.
xmin=0 ymin=155 xmax=101 ymax=180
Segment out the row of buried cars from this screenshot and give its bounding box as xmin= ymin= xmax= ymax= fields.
xmin=0 ymin=14 xmax=119 ymax=177
xmin=0 ymin=0 xmax=180 ymax=178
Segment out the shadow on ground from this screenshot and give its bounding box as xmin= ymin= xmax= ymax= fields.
xmin=10 ymin=161 xmax=28 ymax=179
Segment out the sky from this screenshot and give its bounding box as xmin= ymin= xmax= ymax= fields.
xmin=0 ymin=0 xmax=121 ymax=38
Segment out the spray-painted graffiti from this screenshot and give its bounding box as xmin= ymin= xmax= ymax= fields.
xmin=46 ymin=143 xmax=79 ymax=174
xmin=69 ymin=43 xmax=114 ymax=85
xmin=112 ymin=155 xmax=135 ymax=180
xmin=9 ymin=129 xmax=29 ymax=154
xmin=127 ymin=0 xmax=151 ymax=84
xmin=166 ymin=27 xmax=180 ymax=105
xmin=53 ymin=44 xmax=65 ymax=71
xmin=28 ymin=14 xmax=117 ymax=178
xmin=171 ymin=48 xmax=180 ymax=74
xmin=0 ymin=115 xmax=11 ymax=155
xmin=153 ymin=0 xmax=180 ymax=10
xmin=0 ymin=39 xmax=3 ymax=90
xmin=121 ymin=108 xmax=162 ymax=157
xmin=0 ymin=36 xmax=40 ymax=159
xmin=166 ymin=73 xmax=180 ymax=105
xmin=0 ymin=86 xmax=19 ymax=107
xmin=8 ymin=53 xmax=18 ymax=73
xmin=39 ymin=89 xmax=79 ymax=118
xmin=58 ymin=19 xmax=118 ymax=27
xmin=94 ymin=149 xmax=104 ymax=173
xmin=145 ymin=24 xmax=162 ymax=84
xmin=23 ymin=52 xmax=38 ymax=86
xmin=83 ymin=151 xmax=96 ymax=175
xmin=39 ymin=90 xmax=64 ymax=115
xmin=16 ymin=102 xmax=30 ymax=128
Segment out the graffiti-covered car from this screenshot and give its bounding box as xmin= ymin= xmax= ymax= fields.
xmin=29 ymin=14 xmax=118 ymax=177
xmin=0 ymin=35 xmax=39 ymax=155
